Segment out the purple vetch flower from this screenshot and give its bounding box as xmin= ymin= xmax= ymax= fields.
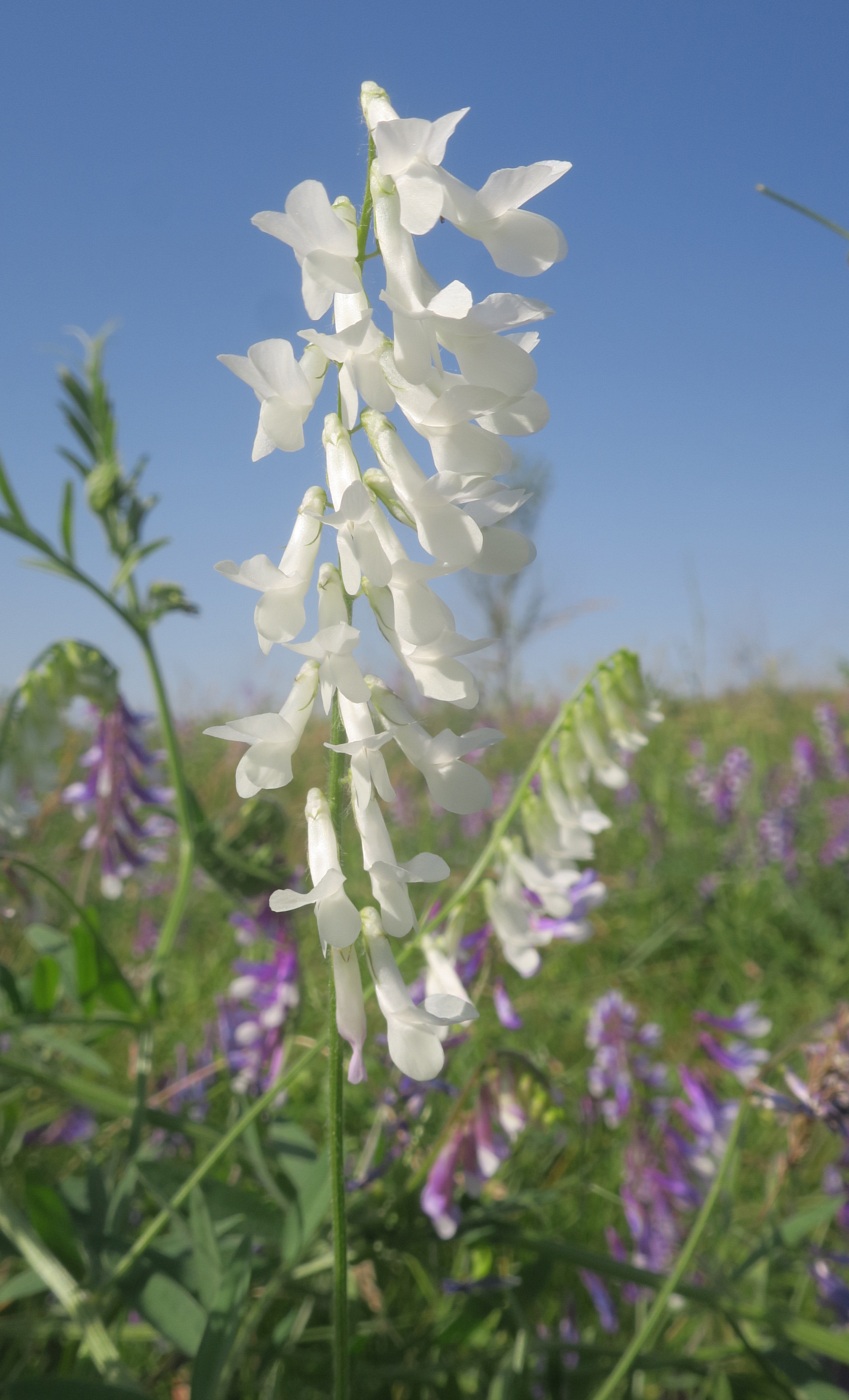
xmin=812 ymin=1258 xmax=849 ymax=1323
xmin=529 ymin=869 xmax=606 ymax=944
xmin=132 ymin=911 xmax=159 ymax=959
xmin=63 ymin=696 xmax=173 ymax=899
xmin=578 ymin=1269 xmax=619 ymax=1334
xmin=219 ymin=910 xmax=300 ymax=1095
xmin=815 ymin=704 xmax=849 ymax=782
xmin=586 ymin=991 xmax=667 ymax=1128
xmin=792 ymin=734 xmax=818 ymax=786
xmin=493 ymin=978 xmax=523 ymax=1030
xmin=420 ymin=1067 xmax=528 ymax=1237
xmin=696 ymin=1002 xmax=771 ymax=1087
xmin=441 ymin=1273 xmax=520 ymax=1294
xmin=672 ymin=1067 xmax=739 ymax=1182
xmin=24 ymin=1106 xmax=96 ymax=1147
xmin=698 ymin=873 xmax=722 ymax=902
xmin=758 ymin=807 xmax=797 ymax=878
xmin=155 ymin=1037 xmax=218 ymax=1123
xmin=821 ymin=797 xmax=849 ymax=866
xmin=455 ymin=924 xmax=491 ymax=984
xmin=421 ymin=1129 xmax=465 ymax=1239
xmin=686 ymin=745 xmax=752 ymax=823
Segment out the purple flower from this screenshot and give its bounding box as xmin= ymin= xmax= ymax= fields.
xmin=792 ymin=734 xmax=819 ymax=785
xmin=815 ymin=704 xmax=849 ymax=781
xmin=421 ymin=1130 xmax=464 ymax=1239
xmin=586 ymin=991 xmax=667 ymax=1128
xmin=219 ymin=905 xmax=299 ymax=1095
xmin=696 ymin=1002 xmax=771 ymax=1087
xmin=24 ymin=1106 xmax=96 ymax=1147
xmin=758 ymin=807 xmax=797 ymax=879
xmin=493 ymin=979 xmax=523 ymax=1030
xmin=687 ymin=745 xmax=752 ymax=823
xmin=63 ymin=696 xmax=173 ymax=899
xmin=578 ymin=1269 xmax=618 ymax=1334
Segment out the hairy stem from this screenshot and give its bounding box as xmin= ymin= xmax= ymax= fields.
xmin=327 ymin=690 xmax=350 ymax=1400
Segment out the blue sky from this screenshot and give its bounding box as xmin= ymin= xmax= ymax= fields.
xmin=1 ymin=0 xmax=847 ymax=712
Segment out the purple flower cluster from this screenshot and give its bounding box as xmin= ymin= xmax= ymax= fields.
xmin=687 ymin=743 xmax=752 ymax=823
xmin=63 ymin=696 xmax=173 ymax=899
xmin=696 ymin=1001 xmax=771 ymax=1087
xmin=815 ymin=704 xmax=849 ymax=782
xmin=585 ymin=991 xmax=666 ymax=1128
xmin=218 ymin=903 xmax=299 ymax=1095
xmin=420 ymin=1071 xmax=526 ymax=1239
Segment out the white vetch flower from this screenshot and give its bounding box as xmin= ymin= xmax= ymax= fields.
xmin=300 ymin=300 xmax=394 ymax=430
xmin=362 ymin=908 xmax=477 ymax=1080
xmin=362 ymin=410 xmax=483 ymax=568
xmin=332 ymin=946 xmax=367 ymax=1084
xmin=368 ymin=677 xmax=500 ymax=814
xmin=574 ymin=693 xmax=629 ymax=790
xmin=328 ymin=694 xmax=396 ymax=811
xmin=287 ymin=564 xmax=369 ymax=712
xmin=482 ymin=869 xmax=548 ymax=979
xmin=361 ymin=82 xmax=468 ymax=236
xmin=353 ymin=790 xmax=448 ymax=937
xmin=440 ymin=160 xmax=571 ymax=276
xmin=218 ymin=339 xmax=326 ymax=459
xmin=203 ymin=659 xmax=319 ymax=797
xmin=499 ymin=834 xmax=585 ymax=920
xmin=214 ymin=486 xmax=326 ymax=650
xmin=269 ymin=788 xmax=360 ymax=949
xmin=365 ymin=585 xmax=485 ymax=709
xmin=252 ymin=181 xmax=362 ymax=319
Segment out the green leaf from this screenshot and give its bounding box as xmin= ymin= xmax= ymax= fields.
xmin=0 ymin=456 xmax=25 ymax=520
xmin=190 ymin=1240 xmax=253 ymax=1400
xmin=135 ymin=1271 xmax=207 ymax=1356
xmin=0 ymin=963 xmax=24 ymax=1014
xmin=20 ymin=1027 xmax=113 ymax=1077
xmin=7 ymin=1384 xmax=142 ymax=1399
xmin=0 ymin=1267 xmax=48 ymax=1304
xmin=59 ymin=481 xmax=75 ymax=560
xmin=110 ymin=537 xmax=170 ymax=593
xmin=187 ymin=1189 xmax=222 ymax=1311
xmin=32 ymin=956 xmax=61 ymax=1013
xmin=270 ymin=1123 xmax=330 ymax=1266
xmin=70 ymin=918 xmax=137 ymax=1014
xmin=781 ymin=1317 xmax=849 ymax=1366
xmin=778 ymin=1196 xmax=841 ymax=1247
xmin=24 ymin=1182 xmax=83 ymax=1277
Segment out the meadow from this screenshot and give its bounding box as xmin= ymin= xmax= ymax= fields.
xmin=2 ymin=622 xmax=849 ymax=1396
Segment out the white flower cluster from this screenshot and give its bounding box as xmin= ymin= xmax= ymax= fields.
xmin=480 ymin=655 xmax=662 ymax=979
xmin=210 ymin=81 xmax=571 ymax=1081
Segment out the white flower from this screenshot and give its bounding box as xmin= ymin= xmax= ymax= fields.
xmin=353 ymin=791 xmax=448 ymax=936
xmin=214 ymin=486 xmax=326 ymax=650
xmin=332 ymin=946 xmax=367 ymax=1084
xmin=574 ymin=694 xmax=629 ymax=790
xmin=252 ymin=181 xmax=362 ymax=319
xmin=441 ymin=161 xmax=571 ymax=276
xmin=287 ymin=564 xmax=369 ymax=712
xmin=361 ymin=82 xmax=468 ymax=236
xmin=362 ymin=908 xmax=477 ymax=1080
xmin=368 ymin=678 xmax=500 ymax=814
xmin=269 ymin=788 xmax=360 ymax=949
xmin=362 ymin=410 xmax=483 ymax=568
xmin=218 ymin=339 xmax=326 ymax=458
xmin=204 ymin=659 xmax=319 ymax=797
xmin=365 ymin=584 xmax=485 ymax=709
xmin=328 ymin=695 xmax=396 ymax=810
xmin=482 ymin=869 xmax=547 ymax=979
xmin=300 ymin=302 xmax=393 ymax=429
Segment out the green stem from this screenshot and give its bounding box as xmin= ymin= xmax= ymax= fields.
xmin=137 ymin=630 xmax=196 ymax=1005
xmin=756 ymin=184 xmax=849 ymax=241
xmin=356 ymin=136 xmax=376 ymax=265
xmin=104 ymin=1039 xmax=323 ymax=1288
xmin=589 ymin=1104 xmax=746 ymax=1400
xmin=327 ymin=691 xmax=350 ymax=1400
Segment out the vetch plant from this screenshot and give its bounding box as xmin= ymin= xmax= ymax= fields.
xmin=211 ymin=79 xmax=664 ymax=1396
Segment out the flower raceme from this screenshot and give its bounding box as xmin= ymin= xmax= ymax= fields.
xmin=211 ymin=81 xmax=654 ymax=1081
